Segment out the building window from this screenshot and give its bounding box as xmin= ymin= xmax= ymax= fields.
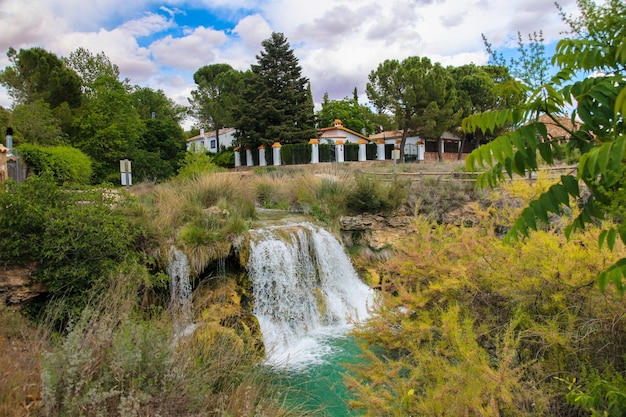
xmin=210 ymin=139 xmax=217 ymax=149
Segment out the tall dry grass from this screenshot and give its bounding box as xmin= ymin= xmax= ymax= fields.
xmin=0 ymin=306 xmax=45 ymax=417
xmin=39 ymin=268 xmax=300 ymax=417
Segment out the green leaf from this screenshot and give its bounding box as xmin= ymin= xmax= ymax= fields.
xmin=521 ymin=207 xmax=537 ymax=231
xmin=561 ymin=175 xmax=580 ymax=197
xmin=551 ymin=184 xmax=570 ymax=206
xmin=595 ymin=142 xmax=612 ymax=175
xmin=616 ymin=86 xmax=626 ymax=117
xmin=597 ymin=258 xmax=626 ymax=294
xmin=540 ymin=191 xmax=560 ymax=214
xmin=599 ymin=229 xmax=608 ymax=249
xmin=530 ymin=200 xmax=549 ymax=224
xmin=619 ymin=224 xmax=626 ymax=246
xmin=538 ymin=142 xmax=554 ymax=165
xmin=607 ymin=228 xmax=618 ymax=251
xmin=513 ymin=151 xmax=526 ymax=176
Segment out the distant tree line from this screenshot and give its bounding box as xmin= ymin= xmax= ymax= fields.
xmin=0 ymin=47 xmax=187 ymax=184
xmin=0 ymin=29 xmax=531 ymax=185
xmin=190 ymin=31 xmax=525 ymax=161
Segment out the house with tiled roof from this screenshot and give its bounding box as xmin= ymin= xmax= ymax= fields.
xmin=369 ymin=129 xmax=465 ymax=162
xmin=537 ymin=114 xmax=579 ymax=141
xmin=318 ymin=120 xmax=370 ymax=144
xmin=187 ymin=127 xmax=237 ymax=153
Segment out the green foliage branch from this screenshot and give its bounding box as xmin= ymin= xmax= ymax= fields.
xmin=463 ymin=0 xmax=626 ymax=292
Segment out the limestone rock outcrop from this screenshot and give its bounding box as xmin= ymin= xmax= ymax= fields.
xmin=339 ymin=214 xmax=412 ymax=251
xmin=0 ymin=264 xmax=45 ymax=306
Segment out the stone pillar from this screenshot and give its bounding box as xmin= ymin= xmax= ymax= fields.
xmin=358 ymin=140 xmax=367 ymax=162
xmin=272 ymin=142 xmax=282 ymax=166
xmin=417 ymin=140 xmax=425 ymax=161
xmin=234 ymin=148 xmax=241 ymax=167
xmin=376 ymin=139 xmax=385 ymax=160
xmin=309 ymin=138 xmax=319 ymax=164
xmin=439 ymin=138 xmax=445 ymax=156
xmin=258 ymin=145 xmax=267 ymax=166
xmin=0 ymin=144 xmax=8 ymax=183
xmin=246 ymin=148 xmax=253 ymax=167
xmin=336 ymin=140 xmax=345 ymax=163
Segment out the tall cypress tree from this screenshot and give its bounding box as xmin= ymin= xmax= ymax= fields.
xmin=235 ymin=32 xmax=316 ymax=147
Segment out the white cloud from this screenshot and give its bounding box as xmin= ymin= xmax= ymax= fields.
xmin=232 ymin=14 xmax=272 ymax=52
xmin=0 ymin=0 xmax=583 ymax=115
xmin=150 ymin=26 xmax=228 ymax=70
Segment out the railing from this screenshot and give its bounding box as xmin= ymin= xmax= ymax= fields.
xmin=359 ymin=165 xmax=579 ymax=183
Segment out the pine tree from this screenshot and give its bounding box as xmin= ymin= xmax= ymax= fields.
xmin=235 ymin=32 xmax=316 ymax=147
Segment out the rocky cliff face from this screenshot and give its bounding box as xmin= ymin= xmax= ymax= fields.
xmin=340 ymin=214 xmax=413 ymax=252
xmin=0 ymin=264 xmax=44 ymax=306
xmin=0 ymin=214 xmax=417 ymax=308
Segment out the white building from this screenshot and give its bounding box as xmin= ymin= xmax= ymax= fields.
xmin=318 ymin=119 xmax=370 ymax=144
xmin=369 ymin=129 xmax=464 ymax=162
xmin=186 ymin=127 xmax=237 ymax=153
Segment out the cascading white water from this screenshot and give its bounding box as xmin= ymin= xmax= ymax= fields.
xmin=247 ymin=222 xmax=375 ymax=368
xmin=167 ymin=246 xmax=195 ymax=337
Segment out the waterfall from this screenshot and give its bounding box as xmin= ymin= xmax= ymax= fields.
xmin=167 ymin=247 xmax=196 ymax=338
xmin=247 ymin=222 xmax=374 ymax=368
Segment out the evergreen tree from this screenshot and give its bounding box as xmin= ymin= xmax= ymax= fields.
xmin=0 ymin=47 xmax=82 ymax=109
xmin=235 ymin=32 xmax=316 ymax=148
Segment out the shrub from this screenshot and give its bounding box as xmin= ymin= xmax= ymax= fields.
xmin=348 ymin=209 xmax=626 ymax=415
xmin=0 ymin=175 xmax=138 ymax=321
xmin=210 ymin=149 xmax=235 ymax=168
xmin=17 ymin=143 xmax=92 ymax=184
xmin=176 ymin=151 xmax=224 ymax=179
xmin=346 ymin=174 xmax=408 ymax=214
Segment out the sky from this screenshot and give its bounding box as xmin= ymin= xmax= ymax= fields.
xmin=0 ymin=0 xmax=581 ymax=129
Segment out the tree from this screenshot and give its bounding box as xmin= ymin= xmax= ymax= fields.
xmin=483 ymin=31 xmax=550 ymax=89
xmin=463 ymin=0 xmax=626 ymax=292
xmin=129 ymin=118 xmax=186 ymax=182
xmin=65 ymin=47 xmax=121 ymax=96
xmin=131 ymin=86 xmax=186 ymax=123
xmin=0 ymin=47 xmax=82 ymax=109
xmin=234 ymin=32 xmax=316 ymax=148
xmin=367 ymin=56 xmax=460 ymax=160
xmin=189 ymin=64 xmax=241 ymax=148
xmin=449 ymin=64 xmax=525 ymax=158
xmin=9 ymin=99 xmax=65 ymax=145
xmin=72 ymin=75 xmax=143 ymax=183
xmin=129 ymin=87 xmax=187 ymax=182
xmin=317 ymin=90 xmax=378 ymax=136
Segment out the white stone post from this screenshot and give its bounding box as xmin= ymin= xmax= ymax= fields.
xmin=417 ymin=140 xmax=425 ymax=161
xmin=439 ymin=138 xmax=445 ymax=156
xmin=246 ymin=148 xmax=254 ymax=167
xmin=258 ymin=145 xmax=267 ymax=166
xmin=309 ymin=138 xmax=319 ymax=164
xmin=376 ymin=140 xmax=385 ymax=160
xmin=336 ymin=141 xmax=345 ymax=163
xmin=358 ymin=140 xmax=367 ymax=162
xmin=272 ymin=142 xmax=281 ymax=166
xmin=234 ymin=148 xmax=241 ymax=167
